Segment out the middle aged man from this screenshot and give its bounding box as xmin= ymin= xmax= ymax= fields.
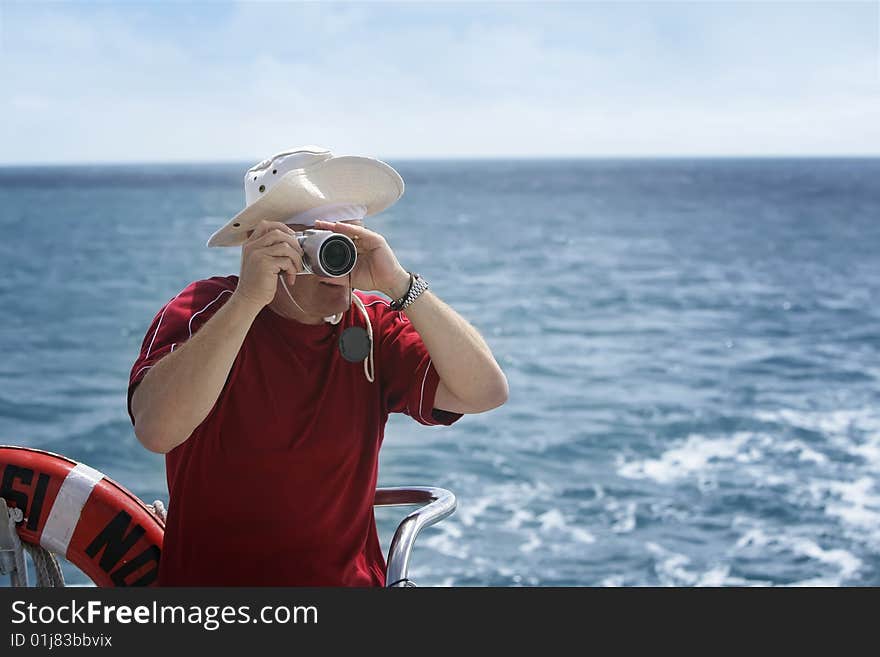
xmin=127 ymin=146 xmax=508 ymax=586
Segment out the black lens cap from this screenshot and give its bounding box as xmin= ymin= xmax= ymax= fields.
xmin=339 ymin=326 xmax=371 ymax=362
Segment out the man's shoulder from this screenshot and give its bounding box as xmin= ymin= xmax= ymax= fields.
xmin=353 ymin=290 xmax=412 ymax=335
xmin=184 ymin=275 xmax=239 ymax=294
xmin=354 ymin=290 xmax=391 ymax=311
xmin=166 ymin=275 xmax=238 ymax=314
xmin=354 ymin=290 xmax=400 ymax=322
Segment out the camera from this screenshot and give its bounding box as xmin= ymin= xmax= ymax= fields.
xmin=295 ymin=229 xmax=358 ymax=278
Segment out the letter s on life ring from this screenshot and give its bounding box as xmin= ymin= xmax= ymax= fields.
xmin=0 ymin=445 xmax=163 ymax=586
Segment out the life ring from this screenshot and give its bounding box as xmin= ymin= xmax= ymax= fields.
xmin=0 ymin=445 xmax=163 ymax=586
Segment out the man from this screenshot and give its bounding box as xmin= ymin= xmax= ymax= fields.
xmin=127 ymin=147 xmax=508 ymax=586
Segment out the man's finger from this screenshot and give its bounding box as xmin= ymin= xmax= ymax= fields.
xmin=250 ymin=230 xmax=303 ymax=252
xmin=247 ymin=220 xmax=296 ymax=243
xmin=262 ymin=242 xmax=304 ymax=263
xmin=314 ymin=220 xmax=375 ymax=240
xmin=246 ymin=220 xmax=275 ymax=243
xmin=268 ymin=254 xmax=302 ymax=272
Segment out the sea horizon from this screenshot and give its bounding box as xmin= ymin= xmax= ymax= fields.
xmin=2 ymin=154 xmax=880 ymax=169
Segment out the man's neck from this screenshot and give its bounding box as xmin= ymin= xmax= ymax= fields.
xmin=268 ymin=287 xmax=326 ymax=325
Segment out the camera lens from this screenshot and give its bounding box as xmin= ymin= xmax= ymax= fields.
xmin=319 ymin=236 xmax=357 ymax=276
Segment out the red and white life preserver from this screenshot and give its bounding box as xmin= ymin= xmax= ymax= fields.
xmin=0 ymin=445 xmax=163 ymax=587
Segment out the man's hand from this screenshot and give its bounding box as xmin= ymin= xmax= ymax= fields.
xmin=235 ymin=220 xmax=305 ymax=310
xmin=314 ymin=220 xmax=410 ymax=298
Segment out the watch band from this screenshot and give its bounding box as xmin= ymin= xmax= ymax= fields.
xmin=389 ymin=273 xmax=413 ymax=311
xmin=390 ymin=273 xmax=428 ymax=311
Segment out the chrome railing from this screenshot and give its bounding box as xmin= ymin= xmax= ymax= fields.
xmin=374 ymin=486 xmax=456 ymax=587
xmin=4 ymin=487 xmax=457 ymax=588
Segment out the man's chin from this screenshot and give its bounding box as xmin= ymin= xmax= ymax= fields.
xmin=316 ymin=285 xmax=351 ymax=314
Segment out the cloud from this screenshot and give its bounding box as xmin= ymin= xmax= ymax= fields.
xmin=0 ymin=1 xmax=877 ymax=163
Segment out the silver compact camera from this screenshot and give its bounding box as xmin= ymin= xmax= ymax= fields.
xmin=295 ymin=229 xmax=358 ymax=278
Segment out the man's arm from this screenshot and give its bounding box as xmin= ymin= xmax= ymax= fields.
xmin=390 ymin=285 xmax=508 ymax=414
xmin=314 ymin=219 xmax=508 ymax=415
xmin=131 ymin=294 xmax=261 ymax=453
xmin=131 ymin=221 xmax=305 ymax=453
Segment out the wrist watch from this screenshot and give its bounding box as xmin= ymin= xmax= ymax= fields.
xmin=390 ymin=272 xmax=429 ymax=311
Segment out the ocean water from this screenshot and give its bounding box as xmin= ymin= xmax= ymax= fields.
xmin=1 ymin=158 xmax=879 ymax=587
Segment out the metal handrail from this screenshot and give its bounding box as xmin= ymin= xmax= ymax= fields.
xmin=5 ymin=486 xmax=457 ymax=588
xmin=374 ymin=486 xmax=456 ymax=587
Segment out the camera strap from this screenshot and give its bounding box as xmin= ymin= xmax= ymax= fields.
xmin=277 ymin=273 xmax=375 ymax=383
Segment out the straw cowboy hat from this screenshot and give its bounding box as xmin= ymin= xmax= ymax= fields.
xmin=207 ymin=145 xmax=404 ymax=247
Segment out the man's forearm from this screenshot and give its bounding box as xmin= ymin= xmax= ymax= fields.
xmin=399 ymin=288 xmax=508 ymax=411
xmin=131 ymin=293 xmax=260 ymax=453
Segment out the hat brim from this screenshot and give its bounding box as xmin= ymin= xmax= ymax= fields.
xmin=207 ymin=156 xmax=404 ymax=247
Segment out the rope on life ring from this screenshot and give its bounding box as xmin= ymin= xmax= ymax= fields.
xmin=23 ymin=543 xmax=66 ymax=586
xmin=0 ymin=445 xmax=164 ymax=587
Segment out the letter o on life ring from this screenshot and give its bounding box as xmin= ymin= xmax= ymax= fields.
xmin=0 ymin=445 xmax=164 ymax=586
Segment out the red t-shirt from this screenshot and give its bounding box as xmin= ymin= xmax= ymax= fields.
xmin=128 ymin=275 xmax=461 ymax=586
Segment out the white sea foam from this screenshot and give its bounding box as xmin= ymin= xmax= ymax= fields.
xmin=747 ymin=407 xmax=880 ymax=549
xmin=617 ymin=427 xmax=840 ymax=488
xmin=789 ymin=539 xmax=861 ymax=581
xmin=763 ymin=408 xmax=880 ymax=550
xmin=538 ymin=509 xmax=566 ymax=530
xmin=850 ymin=440 xmax=880 ymax=469
xmin=519 ymin=531 xmax=543 ymax=553
xmin=440 ymin=405 xmax=878 ymax=585
xmin=646 ymin=521 xmax=861 ymax=586
xmin=599 ymin=575 xmax=627 ymax=587
xmin=757 ymin=407 xmax=880 ymax=470
xmin=421 ymin=522 xmax=468 ymax=560
xmin=427 ymin=476 xmax=601 ymax=577
xmin=504 ymin=508 xmax=535 ymax=530
xmin=646 ymin=542 xmax=761 ymax=587
xmin=571 ymin=527 xmax=597 ymax=544
xmin=777 ymin=440 xmax=828 ymax=464
xmin=809 ymin=477 xmax=880 ymax=545
xmin=734 ymin=525 xmax=862 ymax=585
xmin=444 ymin=479 xmax=553 ymax=534
xmin=538 ymin=509 xmax=596 ymax=544
xmin=458 ymin=496 xmax=493 ymax=527
xmin=451 ymin=480 xmax=599 ymax=552
xmin=606 ymin=499 xmax=637 ymax=533
xmin=617 ymin=432 xmax=754 ymax=483
xmin=755 ymin=408 xmax=880 ymax=439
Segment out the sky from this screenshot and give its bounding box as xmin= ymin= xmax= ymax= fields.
xmin=0 ymin=1 xmax=878 ymax=163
